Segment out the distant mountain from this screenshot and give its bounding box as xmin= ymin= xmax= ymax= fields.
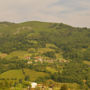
xmin=0 ymin=21 xmax=90 ymax=61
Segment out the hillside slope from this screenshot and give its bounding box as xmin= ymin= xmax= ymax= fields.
xmin=0 ymin=21 xmax=90 ymax=61
xmin=0 ymin=21 xmax=90 ymax=89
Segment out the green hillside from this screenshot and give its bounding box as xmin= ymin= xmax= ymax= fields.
xmin=0 ymin=70 xmax=24 ymax=80
xmin=0 ymin=21 xmax=90 ymax=61
xmin=0 ymin=69 xmax=48 ymax=81
xmin=0 ymin=21 xmax=90 ymax=89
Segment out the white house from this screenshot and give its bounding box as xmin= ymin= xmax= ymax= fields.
xmin=31 ymin=82 xmax=37 ymax=88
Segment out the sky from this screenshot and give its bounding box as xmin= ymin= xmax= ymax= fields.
xmin=0 ymin=0 xmax=90 ymax=27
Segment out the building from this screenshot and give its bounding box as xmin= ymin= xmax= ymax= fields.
xmin=31 ymin=82 xmax=37 ymax=88
xmin=27 ymin=61 xmax=32 ymax=64
xmin=25 ymin=56 xmax=31 ymax=60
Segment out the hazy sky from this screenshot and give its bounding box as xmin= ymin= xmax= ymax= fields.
xmin=0 ymin=0 xmax=90 ymax=27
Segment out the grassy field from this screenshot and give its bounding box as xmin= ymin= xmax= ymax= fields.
xmin=37 ymin=48 xmax=55 ymax=54
xmin=0 ymin=69 xmax=49 ymax=81
xmin=46 ymin=67 xmax=57 ymax=74
xmin=24 ymin=69 xmax=49 ymax=81
xmin=0 ymin=70 xmax=24 ymax=80
xmin=6 ymin=51 xmax=31 ymax=60
xmin=83 ymin=61 xmax=90 ymax=65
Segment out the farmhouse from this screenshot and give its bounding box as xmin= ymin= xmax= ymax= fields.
xmin=25 ymin=56 xmax=31 ymax=60
xmin=27 ymin=61 xmax=32 ymax=64
xmin=31 ymin=82 xmax=37 ymax=88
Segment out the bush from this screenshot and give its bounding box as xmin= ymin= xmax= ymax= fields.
xmin=60 ymin=84 xmax=68 ymax=90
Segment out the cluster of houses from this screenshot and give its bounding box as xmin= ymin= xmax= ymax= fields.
xmin=27 ymin=82 xmax=43 ymax=90
xmin=25 ymin=56 xmax=70 ymax=65
xmin=26 ymin=56 xmax=57 ymax=64
xmin=59 ymin=59 xmax=70 ymax=63
xmin=26 ymin=56 xmax=43 ymax=64
xmin=28 ymin=82 xmax=53 ymax=90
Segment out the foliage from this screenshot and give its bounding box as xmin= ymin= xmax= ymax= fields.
xmin=60 ymin=84 xmax=68 ymax=90
xmin=0 ymin=21 xmax=90 ymax=89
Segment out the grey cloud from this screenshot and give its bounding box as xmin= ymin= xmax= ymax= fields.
xmin=0 ymin=0 xmax=90 ymax=27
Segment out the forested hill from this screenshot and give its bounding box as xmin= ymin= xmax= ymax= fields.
xmin=0 ymin=21 xmax=90 ymax=61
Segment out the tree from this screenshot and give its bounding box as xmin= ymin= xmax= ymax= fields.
xmin=22 ymin=81 xmax=31 ymax=88
xmin=25 ymin=75 xmax=30 ymax=81
xmin=45 ymin=80 xmax=55 ymax=88
xmin=43 ymin=51 xmax=56 ymax=58
xmin=19 ymin=79 xmax=23 ymax=83
xmin=60 ymin=84 xmax=68 ymax=90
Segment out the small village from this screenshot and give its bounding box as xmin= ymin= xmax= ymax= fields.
xmin=26 ymin=56 xmax=70 ymax=65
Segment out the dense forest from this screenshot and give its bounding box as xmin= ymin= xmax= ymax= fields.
xmin=0 ymin=21 xmax=90 ymax=90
